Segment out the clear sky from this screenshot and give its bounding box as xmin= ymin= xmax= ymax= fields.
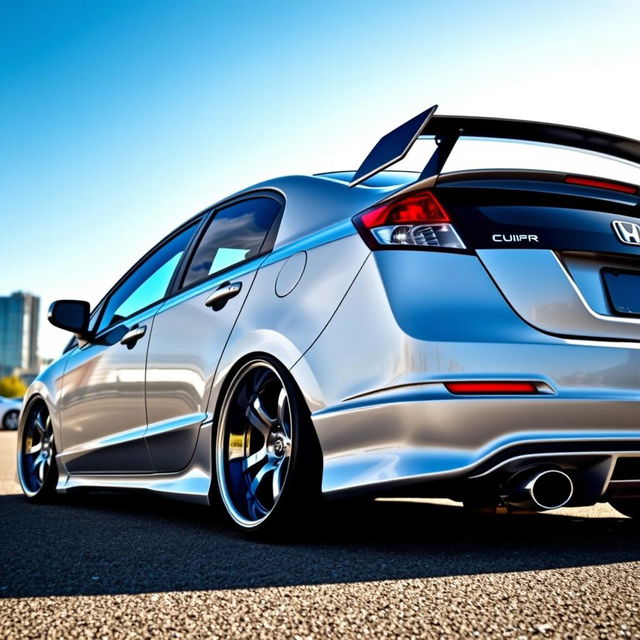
xmin=2 ymin=0 xmax=640 ymax=358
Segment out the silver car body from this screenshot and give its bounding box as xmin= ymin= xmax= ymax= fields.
xmin=19 ymin=110 xmax=640 ymax=509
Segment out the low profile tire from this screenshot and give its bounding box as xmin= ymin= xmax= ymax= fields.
xmin=610 ymin=499 xmax=640 ymax=519
xmin=17 ymin=403 xmax=58 ymax=501
xmin=215 ymin=357 xmax=322 ymax=536
xmin=3 ymin=409 xmax=19 ymax=431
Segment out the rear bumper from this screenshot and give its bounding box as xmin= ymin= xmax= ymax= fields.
xmin=313 ymin=384 xmax=640 ymax=496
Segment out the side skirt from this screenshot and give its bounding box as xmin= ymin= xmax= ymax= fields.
xmin=56 ymin=423 xmax=214 ymax=505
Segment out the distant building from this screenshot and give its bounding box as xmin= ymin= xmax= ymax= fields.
xmin=0 ymin=292 xmax=40 ymax=378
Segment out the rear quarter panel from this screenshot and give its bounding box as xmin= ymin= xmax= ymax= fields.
xmin=209 ymin=227 xmax=370 ymax=415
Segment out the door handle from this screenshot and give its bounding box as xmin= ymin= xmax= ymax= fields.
xmin=120 ymin=325 xmax=147 ymax=348
xmin=205 ymin=281 xmax=242 ymax=311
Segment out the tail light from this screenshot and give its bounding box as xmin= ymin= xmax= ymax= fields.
xmin=353 ymin=190 xmax=465 ymax=250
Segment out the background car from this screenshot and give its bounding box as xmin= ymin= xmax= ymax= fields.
xmin=1 ymin=396 xmax=22 ymax=430
xmin=16 ymin=105 xmax=640 ymax=534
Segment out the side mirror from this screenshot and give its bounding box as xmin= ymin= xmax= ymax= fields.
xmin=48 ymin=300 xmax=91 ymax=339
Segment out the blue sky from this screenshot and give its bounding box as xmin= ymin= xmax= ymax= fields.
xmin=1 ymin=0 xmax=640 ymax=358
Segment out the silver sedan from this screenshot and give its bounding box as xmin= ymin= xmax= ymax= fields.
xmin=17 ymin=106 xmax=640 ymax=533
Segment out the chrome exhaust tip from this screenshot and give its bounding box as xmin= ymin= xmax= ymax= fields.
xmin=503 ymin=469 xmax=574 ymax=511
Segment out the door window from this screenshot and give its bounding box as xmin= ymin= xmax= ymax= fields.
xmin=97 ymin=221 xmax=198 ymax=332
xmin=182 ymin=197 xmax=281 ymax=288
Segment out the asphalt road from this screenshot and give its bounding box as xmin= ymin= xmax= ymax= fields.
xmin=1 ymin=431 xmax=639 ymax=639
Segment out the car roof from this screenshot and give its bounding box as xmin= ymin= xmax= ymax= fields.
xmin=233 ymin=172 xmax=415 ymax=248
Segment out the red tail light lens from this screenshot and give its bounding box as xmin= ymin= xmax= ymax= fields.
xmin=353 ymin=190 xmax=465 ymax=250
xmin=445 ymin=381 xmax=538 ymax=395
xmin=565 ymin=176 xmax=638 ymax=195
xmin=360 ymin=192 xmax=451 ymax=227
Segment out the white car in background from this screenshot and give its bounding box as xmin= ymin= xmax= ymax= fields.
xmin=0 ymin=396 xmax=21 ymax=430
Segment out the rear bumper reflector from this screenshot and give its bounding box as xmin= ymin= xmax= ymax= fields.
xmin=445 ymin=381 xmax=539 ymax=395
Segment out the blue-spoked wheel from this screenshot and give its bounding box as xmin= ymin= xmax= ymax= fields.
xmin=215 ymin=358 xmax=321 ymax=534
xmin=18 ymin=403 xmax=58 ymax=500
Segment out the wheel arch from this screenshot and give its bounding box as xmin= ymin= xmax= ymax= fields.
xmin=19 ymin=355 xmax=68 ymax=451
xmin=17 ymin=393 xmax=48 ymax=435
xmin=210 ymin=350 xmax=312 ymax=432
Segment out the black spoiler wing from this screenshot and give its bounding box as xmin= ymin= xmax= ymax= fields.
xmin=348 ymin=105 xmax=438 ymax=187
xmin=349 ymin=106 xmax=640 ymax=187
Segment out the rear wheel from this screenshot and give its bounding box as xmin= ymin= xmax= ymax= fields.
xmin=610 ymin=499 xmax=640 ymax=519
xmin=215 ymin=358 xmax=321 ymax=535
xmin=3 ymin=409 xmax=19 ymax=430
xmin=17 ymin=403 xmax=58 ymax=500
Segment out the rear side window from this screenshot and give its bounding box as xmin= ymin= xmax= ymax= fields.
xmin=182 ymin=197 xmax=281 ymax=288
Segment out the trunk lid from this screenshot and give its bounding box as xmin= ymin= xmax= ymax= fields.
xmin=433 ymin=172 xmax=640 ymax=341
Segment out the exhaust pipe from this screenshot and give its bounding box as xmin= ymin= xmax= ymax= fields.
xmin=502 ymin=469 xmax=574 ymax=511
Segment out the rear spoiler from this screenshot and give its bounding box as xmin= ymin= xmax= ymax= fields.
xmin=349 ymin=104 xmax=640 ymax=187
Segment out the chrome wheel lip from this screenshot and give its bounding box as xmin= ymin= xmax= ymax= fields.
xmin=17 ymin=406 xmax=54 ymax=498
xmin=216 ymin=360 xmax=293 ymax=529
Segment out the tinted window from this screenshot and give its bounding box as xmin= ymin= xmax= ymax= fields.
xmin=182 ymin=197 xmax=281 ymax=288
xmin=98 ymin=222 xmax=198 ymax=332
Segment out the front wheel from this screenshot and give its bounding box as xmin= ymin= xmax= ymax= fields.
xmin=610 ymin=498 xmax=640 ymax=519
xmin=17 ymin=403 xmax=58 ymax=500
xmin=215 ymin=358 xmax=322 ymax=535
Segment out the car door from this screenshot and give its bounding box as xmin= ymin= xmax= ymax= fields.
xmin=144 ymin=193 xmax=283 ymax=472
xmin=58 ymin=220 xmax=201 ymax=474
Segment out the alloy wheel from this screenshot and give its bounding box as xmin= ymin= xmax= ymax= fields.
xmin=217 ymin=361 xmax=294 ymax=528
xmin=20 ymin=406 xmax=55 ymax=495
